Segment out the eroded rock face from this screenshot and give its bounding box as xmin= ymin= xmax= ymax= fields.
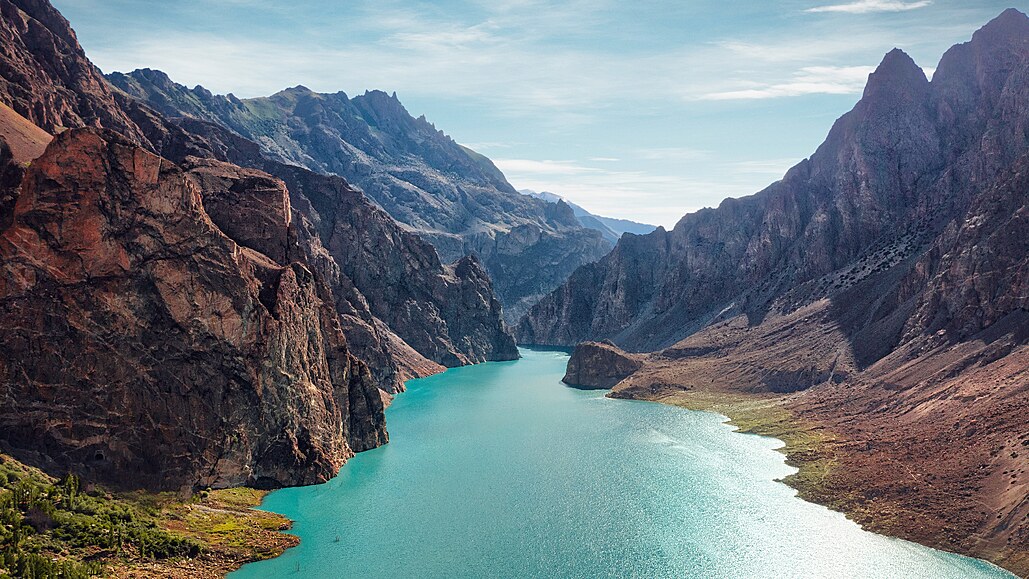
xmin=184 ymin=157 xmax=294 ymax=264
xmin=267 ymin=162 xmax=519 ymax=370
xmin=0 ymin=128 xmax=387 ymax=490
xmin=106 ymin=72 xmax=612 ymax=323
xmin=562 ymin=341 xmax=642 ymax=389
xmin=0 ymin=0 xmax=148 ymax=142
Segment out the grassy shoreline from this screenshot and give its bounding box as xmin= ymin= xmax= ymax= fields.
xmin=642 ymin=391 xmax=842 ymax=507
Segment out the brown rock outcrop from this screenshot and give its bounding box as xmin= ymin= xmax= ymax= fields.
xmin=184 ymin=157 xmax=294 ymax=265
xmin=562 ymin=341 xmax=642 ymax=389
xmin=0 ymin=128 xmax=387 ymax=490
xmin=0 ymin=101 xmax=49 ymax=163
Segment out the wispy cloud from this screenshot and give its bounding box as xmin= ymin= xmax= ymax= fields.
xmin=805 ymin=1 xmax=932 ymax=14
xmin=463 ymin=141 xmax=517 ymax=151
xmin=81 ymin=2 xmax=920 ymax=112
xmin=700 ymin=65 xmax=875 ymax=100
xmin=493 ymin=159 xmax=603 ymax=175
xmin=636 ymin=147 xmax=710 ymax=162
xmin=492 ymin=156 xmax=786 ymax=227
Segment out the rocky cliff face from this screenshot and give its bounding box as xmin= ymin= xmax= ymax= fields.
xmin=519 ymin=10 xmax=1029 ymax=356
xmin=1 ymin=0 xmax=518 ymax=394
xmin=106 ymin=72 xmax=612 ymax=322
xmin=264 ymin=162 xmax=518 ymax=370
xmin=160 ymin=119 xmax=520 ymax=388
xmin=0 ymin=0 xmax=148 ymax=143
xmin=0 ymin=128 xmax=386 ymax=490
xmin=0 ymin=0 xmax=518 ymax=491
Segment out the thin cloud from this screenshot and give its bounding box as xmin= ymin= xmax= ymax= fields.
xmin=462 ymin=141 xmax=517 ymax=151
xmin=700 ymin=65 xmax=875 ymax=100
xmin=493 ymin=159 xmax=604 ymax=176
xmin=806 ymin=1 xmax=932 ymax=14
xmin=494 ymin=157 xmax=763 ymax=228
xmin=636 ymin=147 xmax=710 ymax=162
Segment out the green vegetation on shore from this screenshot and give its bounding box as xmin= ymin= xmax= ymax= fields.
xmin=0 ymin=455 xmax=295 ymax=578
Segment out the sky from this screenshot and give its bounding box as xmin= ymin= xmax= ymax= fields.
xmin=52 ymin=0 xmax=1019 ymax=227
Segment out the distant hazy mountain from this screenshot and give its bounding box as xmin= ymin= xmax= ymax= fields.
xmin=106 ymin=71 xmax=611 ymax=322
xmin=519 ymin=189 xmax=657 ymax=244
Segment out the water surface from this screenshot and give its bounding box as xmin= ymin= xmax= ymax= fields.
xmin=232 ymin=348 xmax=1011 ymax=578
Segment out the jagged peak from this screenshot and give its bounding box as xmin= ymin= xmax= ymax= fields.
xmin=875 ymin=49 xmax=923 ymax=79
xmin=282 ymin=84 xmax=314 ymax=94
xmin=117 ymin=68 xmax=178 ymax=90
xmin=355 ymin=89 xmax=414 ymax=119
xmin=862 ymin=48 xmax=928 ymax=100
xmin=131 ymin=67 xmax=170 ymax=81
xmin=973 ymin=8 xmax=1029 ymax=43
xmin=933 ymin=8 xmax=1029 ymax=91
xmin=371 ymin=90 xmax=399 ymax=101
xmin=268 ymin=85 xmax=319 ymax=104
xmin=360 ymin=89 xmax=404 ymax=106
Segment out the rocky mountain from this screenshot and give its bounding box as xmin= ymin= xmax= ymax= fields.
xmin=0 ymin=0 xmax=148 ymax=144
xmin=520 ymin=189 xmax=657 ymax=244
xmin=0 ymin=0 xmax=516 ymax=490
xmin=0 ymin=124 xmax=388 ymax=490
xmin=524 ymin=9 xmax=1029 ymax=575
xmin=519 ymin=10 xmax=1029 ymax=353
xmin=105 ymin=72 xmax=612 ymax=322
xmin=7 ymin=0 xmax=517 ymax=393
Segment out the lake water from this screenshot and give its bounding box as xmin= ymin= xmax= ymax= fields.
xmin=231 ymin=348 xmax=1012 ymax=578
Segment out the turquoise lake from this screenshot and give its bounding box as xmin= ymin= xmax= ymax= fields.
xmin=232 ymin=348 xmax=1012 ymax=578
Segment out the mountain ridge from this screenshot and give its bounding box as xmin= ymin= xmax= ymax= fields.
xmin=518 ymin=11 xmax=1029 ymax=350
xmin=105 ymin=71 xmax=613 ymax=323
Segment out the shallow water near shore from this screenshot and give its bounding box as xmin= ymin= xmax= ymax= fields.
xmin=231 ymin=348 xmax=1012 ymax=578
